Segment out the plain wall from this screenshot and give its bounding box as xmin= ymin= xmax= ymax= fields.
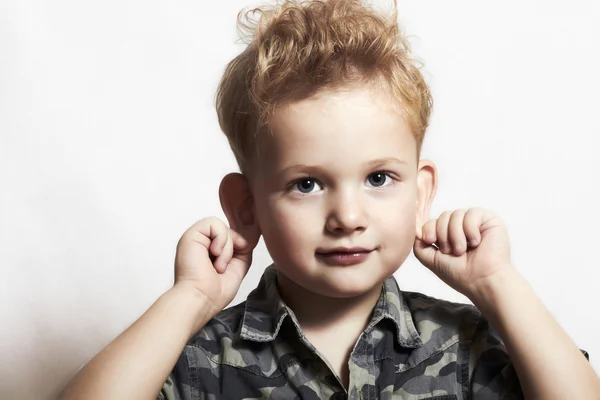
xmin=1 ymin=0 xmax=598 ymax=398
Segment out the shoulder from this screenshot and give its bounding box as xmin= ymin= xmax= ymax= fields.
xmin=402 ymin=290 xmax=512 ymax=356
xmin=401 ymin=291 xmax=525 ymax=397
xmin=158 ymin=303 xmax=248 ymax=400
xmin=160 ymin=300 xmax=287 ymax=399
xmin=186 ymin=301 xmax=247 ymax=357
xmin=402 ymin=290 xmax=478 ymax=317
xmin=160 ymin=302 xmax=248 ymax=398
xmin=198 ymin=301 xmax=247 ymax=337
xmin=182 ymin=301 xmax=279 ymax=373
xmin=402 ymin=290 xmax=483 ymax=344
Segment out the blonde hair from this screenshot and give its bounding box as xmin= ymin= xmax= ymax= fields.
xmin=216 ymin=0 xmax=432 ymax=175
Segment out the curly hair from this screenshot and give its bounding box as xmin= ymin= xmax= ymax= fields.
xmin=215 ymin=0 xmax=432 ymax=175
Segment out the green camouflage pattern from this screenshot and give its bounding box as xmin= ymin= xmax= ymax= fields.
xmin=158 ymin=265 xmax=588 ymax=399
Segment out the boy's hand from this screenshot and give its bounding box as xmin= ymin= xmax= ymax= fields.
xmin=413 ymin=208 xmax=514 ymax=299
xmin=174 ymin=217 xmax=254 ymax=319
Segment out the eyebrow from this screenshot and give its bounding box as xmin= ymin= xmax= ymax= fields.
xmin=367 ymin=157 xmax=409 ymax=168
xmin=280 ymin=157 xmax=408 ymax=176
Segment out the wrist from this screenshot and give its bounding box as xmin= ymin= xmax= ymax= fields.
xmin=467 ymin=265 xmax=525 ymax=317
xmin=167 ymin=283 xmax=216 ymax=337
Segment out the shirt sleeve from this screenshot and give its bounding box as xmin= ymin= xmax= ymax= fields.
xmin=468 ymin=317 xmax=524 ymax=399
xmin=467 ymin=317 xmax=591 ymax=399
xmin=157 ymin=350 xmax=194 ymax=400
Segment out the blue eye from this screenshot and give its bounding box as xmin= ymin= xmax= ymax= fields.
xmin=367 ymin=172 xmax=389 ymax=187
xmin=296 ymin=179 xmax=319 ymax=193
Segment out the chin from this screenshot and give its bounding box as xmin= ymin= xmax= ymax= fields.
xmin=306 ymin=267 xmax=390 ymax=299
xmin=275 ymin=255 xmax=403 ymax=299
xmin=318 ymin=284 xmax=380 ymax=299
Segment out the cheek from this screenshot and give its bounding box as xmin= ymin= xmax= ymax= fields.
xmin=375 ymin=202 xmax=416 ymax=267
xmin=373 ymin=188 xmax=417 ymax=239
xmin=257 ymin=198 xmax=319 ymax=253
xmin=379 ymin=205 xmax=415 ymax=234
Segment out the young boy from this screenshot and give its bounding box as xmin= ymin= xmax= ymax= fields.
xmin=60 ymin=0 xmax=598 ymax=399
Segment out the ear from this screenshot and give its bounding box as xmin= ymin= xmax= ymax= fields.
xmin=219 ymin=172 xmax=261 ymax=249
xmin=415 ymin=160 xmax=438 ymax=238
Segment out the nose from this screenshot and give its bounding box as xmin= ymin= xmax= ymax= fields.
xmin=325 ymin=188 xmax=368 ymax=234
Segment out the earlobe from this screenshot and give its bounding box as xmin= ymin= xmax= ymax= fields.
xmin=219 ymin=173 xmax=261 ymax=247
xmin=415 ymin=160 xmax=438 ymax=237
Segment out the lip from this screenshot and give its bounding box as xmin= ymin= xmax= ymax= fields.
xmin=318 ymin=246 xmax=372 ymax=253
xmin=315 ymin=247 xmax=374 ymax=266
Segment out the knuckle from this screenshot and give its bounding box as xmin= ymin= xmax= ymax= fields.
xmin=205 ymin=216 xmax=218 ymax=225
xmin=436 ymin=224 xmax=445 ymax=235
xmin=455 ymin=209 xmax=467 ymax=219
xmin=207 ymin=216 xmax=225 ymax=228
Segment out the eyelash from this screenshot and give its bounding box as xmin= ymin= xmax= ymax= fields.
xmin=287 ymin=171 xmax=399 ymax=193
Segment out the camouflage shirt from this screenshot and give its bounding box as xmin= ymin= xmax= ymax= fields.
xmin=158 ymin=265 xmax=587 ymax=399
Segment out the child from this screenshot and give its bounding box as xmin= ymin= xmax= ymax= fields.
xmin=60 ymin=0 xmax=598 ymax=399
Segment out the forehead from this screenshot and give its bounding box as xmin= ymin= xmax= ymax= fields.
xmin=259 ymin=84 xmax=417 ymax=171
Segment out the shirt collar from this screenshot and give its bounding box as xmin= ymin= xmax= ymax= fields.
xmin=240 ymin=264 xmax=422 ymax=348
xmin=240 ymin=265 xmax=290 ymax=342
xmin=365 ymin=272 xmax=423 ymax=348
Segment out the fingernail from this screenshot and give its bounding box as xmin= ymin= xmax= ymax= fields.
xmin=470 ymin=239 xmax=478 ymax=247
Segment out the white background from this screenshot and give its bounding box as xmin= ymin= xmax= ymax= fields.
xmin=1 ymin=0 xmax=599 ymax=398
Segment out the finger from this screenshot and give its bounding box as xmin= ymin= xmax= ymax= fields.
xmin=230 ymin=229 xmax=250 ymax=253
xmin=448 ymin=209 xmax=467 ymax=256
xmin=222 ymin=231 xmax=254 ymax=289
xmin=436 ymin=211 xmax=452 ymax=254
xmin=463 ymin=208 xmax=484 ymax=248
xmin=421 ymin=219 xmax=438 ymax=245
xmin=208 ymin=219 xmax=229 ymax=258
xmin=413 ymin=237 xmax=439 ymax=271
xmin=221 ymin=254 xmax=253 ymax=295
xmin=214 ymin=229 xmax=234 ymax=273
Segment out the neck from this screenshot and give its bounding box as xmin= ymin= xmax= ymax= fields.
xmin=275 ymin=271 xmax=383 ymax=335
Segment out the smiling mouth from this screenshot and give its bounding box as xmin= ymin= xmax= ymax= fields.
xmin=315 ymin=248 xmax=374 ymax=266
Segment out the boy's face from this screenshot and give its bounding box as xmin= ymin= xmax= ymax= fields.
xmin=248 ymin=84 xmax=434 ymax=298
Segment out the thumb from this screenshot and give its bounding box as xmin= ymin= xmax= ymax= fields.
xmin=230 ymin=229 xmax=253 ymax=266
xmin=413 ymin=237 xmax=440 ymax=271
xmin=219 ymin=229 xmax=254 ymax=292
xmin=221 ymin=254 xmax=253 ymax=295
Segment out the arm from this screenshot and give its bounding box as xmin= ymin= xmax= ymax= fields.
xmin=470 ymin=266 xmax=600 ymax=400
xmin=414 ymin=208 xmax=599 ymax=399
xmin=59 ymin=217 xmax=256 ymax=400
xmin=59 ymin=284 xmax=211 ymax=400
